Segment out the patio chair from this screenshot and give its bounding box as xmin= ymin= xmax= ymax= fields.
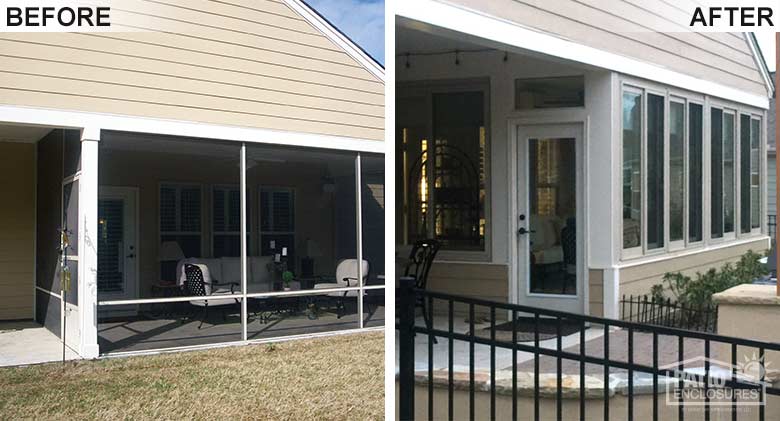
xmin=560 ymin=218 xmax=576 ymax=294
xmin=183 ymin=264 xmax=240 ymax=329
xmin=403 ymin=239 xmax=441 ymax=341
xmin=313 ymin=259 xmax=369 ymax=318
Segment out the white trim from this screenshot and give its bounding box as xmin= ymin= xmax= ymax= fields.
xmin=746 ymin=33 xmax=775 ymax=95
xmin=355 ymin=154 xmax=364 ymax=329
xmin=396 ymin=0 xmax=769 ymax=110
xmin=35 ymin=286 xmax=61 ymax=299
xmin=281 ymin=0 xmax=385 ymax=82
xmin=99 ymin=285 xmax=385 ymax=306
xmin=78 ymin=135 xmax=100 ymax=359
xmin=100 ymin=327 xmax=384 ymax=358
xmin=602 ymin=267 xmax=620 ymax=319
xmin=0 ymin=105 xmax=384 ymax=154
xmin=240 ymin=143 xmax=248 ymax=342
xmin=616 ymin=235 xmax=770 ymax=270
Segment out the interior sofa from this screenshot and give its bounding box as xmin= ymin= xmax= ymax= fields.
xmin=176 ymin=256 xmax=275 ymax=294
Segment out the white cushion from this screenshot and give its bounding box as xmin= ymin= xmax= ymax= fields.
xmin=200 ymin=258 xmax=222 ymax=283
xmin=249 ymin=256 xmax=273 ymax=284
xmin=220 ymin=257 xmax=241 ymax=284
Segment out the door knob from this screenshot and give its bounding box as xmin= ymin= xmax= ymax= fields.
xmin=126 ymin=253 xmax=135 ymax=258
xmin=518 ymin=227 xmax=535 ymax=235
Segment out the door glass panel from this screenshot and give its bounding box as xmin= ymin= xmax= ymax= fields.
xmin=528 ymin=138 xmax=576 ymax=295
xmin=98 ymin=199 xmax=125 ymax=294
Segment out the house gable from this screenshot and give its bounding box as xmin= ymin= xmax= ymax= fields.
xmin=0 ymin=0 xmax=384 ymax=141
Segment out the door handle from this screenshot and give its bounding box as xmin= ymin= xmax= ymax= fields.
xmin=126 ymin=253 xmax=136 ymax=259
xmin=518 ymin=227 xmax=535 ymax=235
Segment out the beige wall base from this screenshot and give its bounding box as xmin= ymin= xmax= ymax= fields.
xmin=620 ymin=238 xmax=769 ymax=300
xmin=0 ymin=142 xmax=35 ymax=320
xmin=714 ymin=284 xmax=780 ymax=382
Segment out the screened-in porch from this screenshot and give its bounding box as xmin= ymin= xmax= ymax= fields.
xmin=95 ymin=132 xmax=385 ymax=354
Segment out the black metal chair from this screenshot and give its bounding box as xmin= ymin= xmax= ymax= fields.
xmin=183 ymin=264 xmax=239 ymax=329
xmin=403 ymin=239 xmax=441 ymax=341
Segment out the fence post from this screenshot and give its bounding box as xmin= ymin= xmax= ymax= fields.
xmin=399 ymin=276 xmax=416 ymax=420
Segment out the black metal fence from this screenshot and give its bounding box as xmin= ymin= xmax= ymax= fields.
xmin=397 ymin=277 xmax=780 ymax=421
xmin=621 ymin=294 xmax=718 ymax=333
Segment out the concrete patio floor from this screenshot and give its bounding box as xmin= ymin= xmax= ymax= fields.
xmin=395 ymin=315 xmax=606 ymax=373
xmin=99 ymin=305 xmax=385 ymax=354
xmin=0 ymin=321 xmax=79 ymax=367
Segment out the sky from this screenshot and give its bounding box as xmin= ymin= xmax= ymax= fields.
xmin=306 ymin=0 xmax=385 ymax=65
xmin=754 ymin=32 xmax=776 ymax=73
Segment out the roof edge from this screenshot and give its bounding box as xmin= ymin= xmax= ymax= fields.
xmin=747 ymin=32 xmax=775 ymax=96
xmin=282 ymin=0 xmax=385 ymax=82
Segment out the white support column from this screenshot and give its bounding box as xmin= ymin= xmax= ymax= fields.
xmin=240 ymin=143 xmax=248 ymax=341
xmin=355 ymin=154 xmax=364 ymax=329
xmin=79 ymin=127 xmax=100 ymax=359
xmin=603 ymin=267 xmax=620 ymax=319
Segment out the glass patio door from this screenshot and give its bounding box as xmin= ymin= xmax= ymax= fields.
xmin=97 ymin=187 xmax=137 ymax=314
xmin=515 ymin=124 xmax=584 ymax=314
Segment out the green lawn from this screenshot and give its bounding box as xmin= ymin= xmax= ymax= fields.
xmin=0 ymin=332 xmax=384 ymax=420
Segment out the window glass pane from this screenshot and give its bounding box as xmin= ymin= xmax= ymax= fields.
xmin=647 ymin=93 xmax=664 ymax=250
xmin=396 ymin=96 xmax=428 ymax=247
xmin=180 ymin=187 xmax=201 ymax=232
xmin=669 ymin=102 xmax=684 ymax=242
xmin=622 ymin=91 xmax=642 ymax=249
xmin=515 ymin=76 xmax=584 ymax=109
xmin=711 ymin=109 xmax=723 ymax=238
xmin=160 ymin=187 xmax=177 ymax=232
xmin=751 ymin=118 xmax=761 ymax=229
xmin=723 ymin=113 xmax=735 ymax=234
xmin=688 ymin=103 xmax=703 ymax=242
xmin=740 ymin=114 xmax=751 ymax=234
xmin=259 ymin=188 xmax=296 ymax=265
xmin=213 ymin=188 xmax=226 ymax=232
xmin=431 ymin=91 xmax=487 ymax=251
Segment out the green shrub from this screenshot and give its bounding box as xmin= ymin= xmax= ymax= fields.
xmin=652 ymin=250 xmax=768 ymax=309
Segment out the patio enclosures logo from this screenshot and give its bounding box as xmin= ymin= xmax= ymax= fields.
xmin=661 ymin=355 xmax=774 ymax=410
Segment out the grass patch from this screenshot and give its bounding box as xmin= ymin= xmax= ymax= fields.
xmin=0 ymin=332 xmax=384 ymax=420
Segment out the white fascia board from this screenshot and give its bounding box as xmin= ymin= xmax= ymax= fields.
xmin=397 ymin=0 xmax=769 ymax=110
xmin=746 ymin=33 xmax=775 ymax=95
xmin=0 ymin=105 xmax=384 ymax=154
xmin=282 ymin=0 xmax=385 ymax=82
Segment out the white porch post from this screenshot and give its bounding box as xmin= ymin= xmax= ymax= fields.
xmin=79 ymin=127 xmax=100 ymax=359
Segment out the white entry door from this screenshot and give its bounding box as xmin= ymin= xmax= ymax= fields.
xmin=97 ymin=187 xmax=138 ymax=311
xmin=515 ymin=124 xmax=584 ymax=314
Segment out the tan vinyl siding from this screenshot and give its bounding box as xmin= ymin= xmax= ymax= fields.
xmin=427 ymin=262 xmax=508 ymax=318
xmin=0 ymin=0 xmax=384 ymax=141
xmin=588 ymin=269 xmax=604 ymax=317
xmin=0 ymin=142 xmax=35 ymax=320
xmin=619 ymin=238 xmax=770 ymax=298
xmin=448 ymin=0 xmax=767 ymax=96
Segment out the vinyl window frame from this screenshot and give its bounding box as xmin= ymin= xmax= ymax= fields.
xmin=620 ymin=77 xmax=766 ymax=263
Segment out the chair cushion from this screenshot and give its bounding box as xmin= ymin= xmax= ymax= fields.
xmin=249 ymin=256 xmax=273 ymax=284
xmin=200 ymin=258 xmax=222 ymax=283
xmin=220 ymin=257 xmax=241 ymax=284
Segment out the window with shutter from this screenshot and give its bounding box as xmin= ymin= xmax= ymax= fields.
xmin=259 ymin=187 xmax=295 ymax=263
xmin=212 ymin=186 xmax=246 ymax=257
xmin=159 ymin=184 xmax=202 ymax=258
